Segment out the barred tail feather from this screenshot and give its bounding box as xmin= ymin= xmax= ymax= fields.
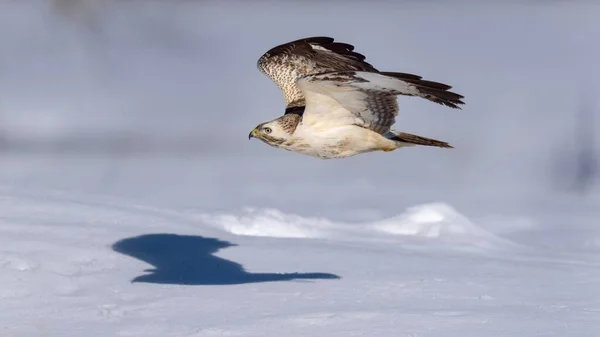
xmin=385 ymin=131 xmax=453 ymax=149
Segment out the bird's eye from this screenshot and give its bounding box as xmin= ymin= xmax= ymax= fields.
xmin=263 ymin=127 xmax=272 ymax=134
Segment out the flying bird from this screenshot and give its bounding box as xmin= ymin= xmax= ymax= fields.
xmin=249 ymin=36 xmax=465 ymax=159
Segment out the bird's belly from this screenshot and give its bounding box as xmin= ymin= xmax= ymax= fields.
xmin=287 ymin=126 xmax=384 ymax=159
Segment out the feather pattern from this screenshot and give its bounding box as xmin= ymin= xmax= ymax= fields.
xmin=297 ymin=71 xmax=464 ymax=134
xmin=257 ymin=37 xmax=377 ymax=108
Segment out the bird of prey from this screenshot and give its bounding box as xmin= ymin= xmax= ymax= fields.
xmin=249 ymin=36 xmax=465 ymax=159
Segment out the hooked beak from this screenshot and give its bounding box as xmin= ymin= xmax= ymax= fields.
xmin=248 ymin=128 xmax=258 ymax=140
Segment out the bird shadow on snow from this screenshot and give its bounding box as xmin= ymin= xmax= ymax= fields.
xmin=111 ymin=233 xmax=340 ymax=285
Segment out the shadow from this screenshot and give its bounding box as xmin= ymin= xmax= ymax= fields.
xmin=111 ymin=233 xmax=340 ymax=285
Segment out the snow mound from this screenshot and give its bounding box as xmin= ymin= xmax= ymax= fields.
xmin=198 ymin=208 xmax=335 ymax=238
xmin=370 ymin=203 xmax=519 ymax=250
xmin=199 ymin=203 xmax=519 ymax=251
xmin=372 ymin=203 xmax=469 ymax=237
xmin=0 ymin=252 xmax=38 ymax=271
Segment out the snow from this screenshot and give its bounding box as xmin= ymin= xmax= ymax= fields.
xmin=2 ymin=187 xmax=600 ymax=336
xmin=199 ymin=203 xmax=521 ymax=253
xmin=1 ymin=1 xmax=600 ymax=336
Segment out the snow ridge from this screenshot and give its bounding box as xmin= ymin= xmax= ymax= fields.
xmin=198 ymin=203 xmax=521 ymax=251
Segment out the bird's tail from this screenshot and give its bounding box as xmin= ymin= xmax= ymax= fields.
xmin=385 ymin=130 xmax=453 ymax=149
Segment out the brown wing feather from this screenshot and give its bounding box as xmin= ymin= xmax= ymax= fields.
xmin=379 ymin=71 xmax=465 ymax=109
xmin=257 ymin=36 xmax=378 ymax=109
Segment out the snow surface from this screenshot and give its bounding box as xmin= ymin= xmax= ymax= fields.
xmin=1 ymin=1 xmax=600 ymax=336
xmin=2 ymin=186 xmax=600 ymax=337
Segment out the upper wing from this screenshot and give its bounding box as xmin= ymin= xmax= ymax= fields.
xmin=297 ymin=71 xmax=465 ymax=134
xmin=257 ymin=36 xmax=378 ymax=110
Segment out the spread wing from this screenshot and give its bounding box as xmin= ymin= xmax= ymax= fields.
xmin=297 ymin=71 xmax=465 ymax=134
xmin=257 ymin=36 xmax=378 ymax=110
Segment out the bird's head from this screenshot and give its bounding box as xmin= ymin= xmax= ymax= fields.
xmin=248 ymin=114 xmax=300 ymax=147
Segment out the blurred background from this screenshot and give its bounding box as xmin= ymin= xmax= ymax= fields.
xmin=0 ymin=1 xmax=598 ymax=241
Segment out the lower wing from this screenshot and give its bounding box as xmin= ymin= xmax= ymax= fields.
xmin=297 ymin=71 xmax=464 ymax=134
